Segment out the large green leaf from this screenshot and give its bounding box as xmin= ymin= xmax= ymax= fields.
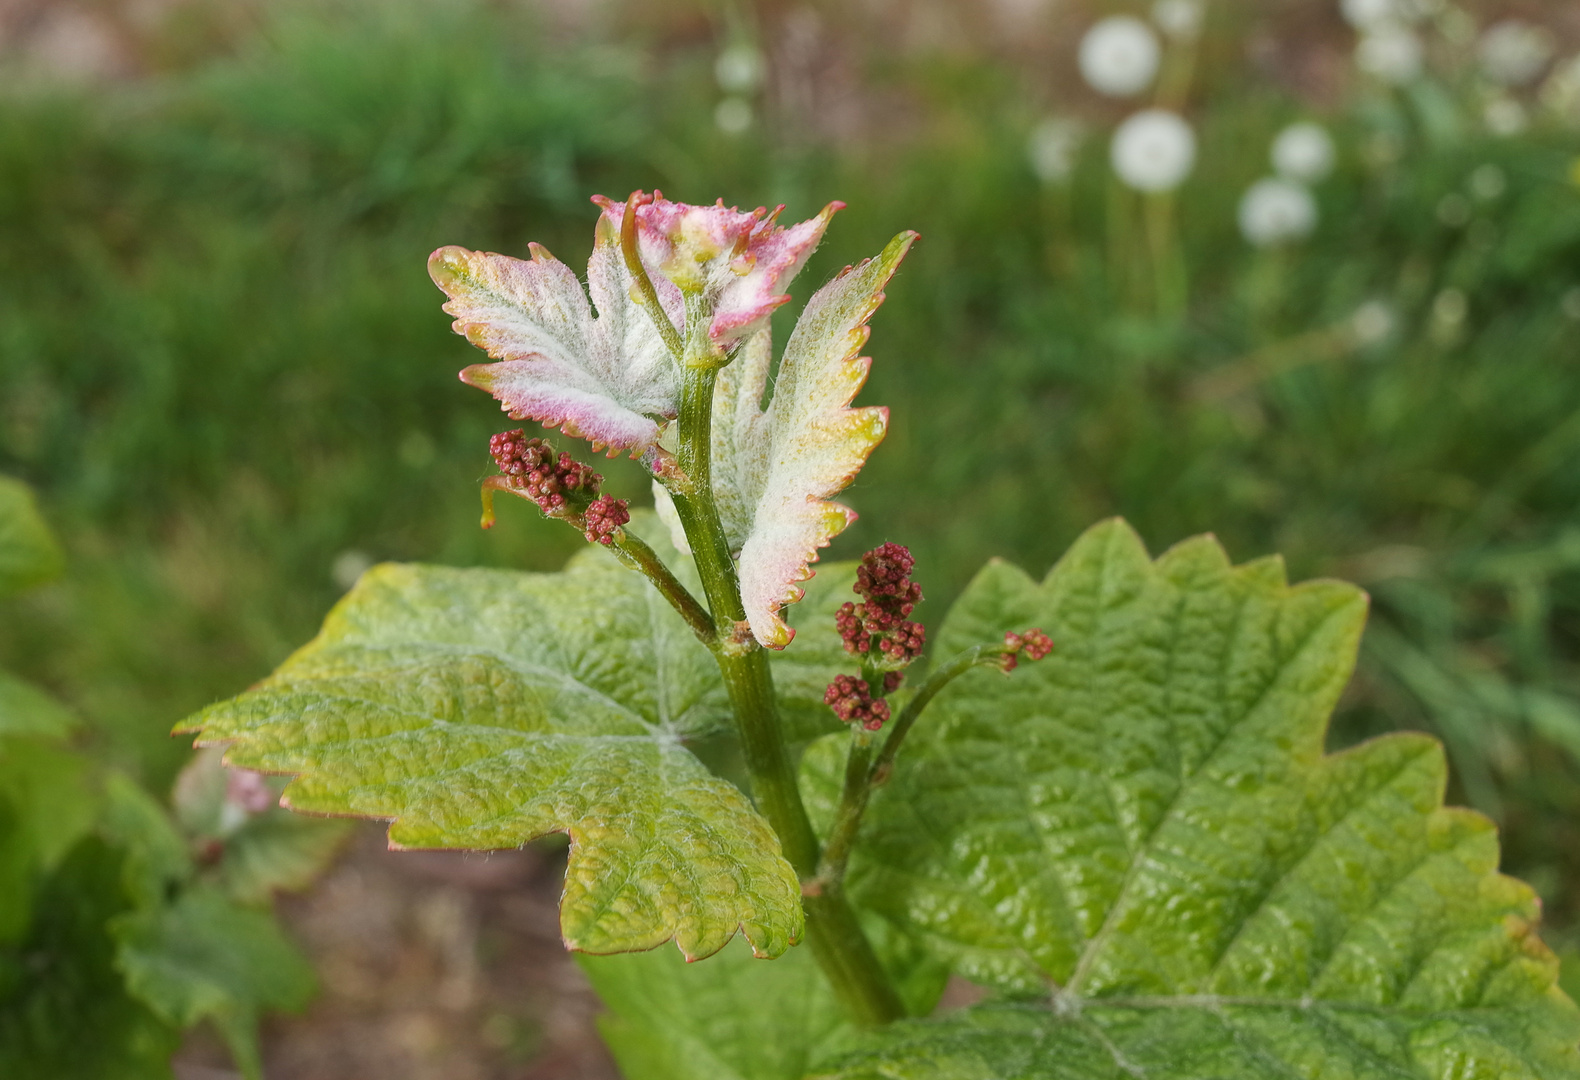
xmin=114 ymin=888 xmax=316 ymax=1080
xmin=0 ymin=476 xmax=64 ymax=597
xmin=581 ymin=919 xmax=946 ymax=1080
xmin=0 ymin=738 xmax=98 ymax=941
xmin=0 ymin=838 xmax=180 ymax=1080
xmin=819 ymin=520 xmax=1580 ymax=1078
xmin=583 ymin=938 xmax=857 ymax=1080
xmin=178 ymin=543 xmax=803 ymax=959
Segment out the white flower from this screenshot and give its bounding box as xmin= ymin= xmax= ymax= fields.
xmin=715 ymin=97 xmax=753 ymax=135
xmin=1478 ymin=20 xmax=1554 ymax=88
xmin=1238 ymin=178 xmax=1318 ymax=246
xmin=1151 ymin=0 xmax=1203 ymax=41
xmin=1483 ymin=96 xmax=1528 ymax=137
xmin=715 ymin=44 xmax=765 ymax=94
xmin=1027 ymin=118 xmax=1083 ymax=184
xmin=1271 ymin=122 xmax=1336 ymax=183
xmin=1356 ymin=25 xmax=1424 ymax=84
xmin=1340 ymin=0 xmax=1400 ymax=30
xmin=1079 ymin=16 xmax=1161 ymax=97
xmin=1111 ymin=109 xmax=1196 ymax=192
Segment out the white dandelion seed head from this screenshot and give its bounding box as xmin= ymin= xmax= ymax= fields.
xmin=1079 ymin=16 xmax=1162 ymax=98
xmin=1350 ymin=301 xmax=1397 ymax=346
xmin=1356 ymin=25 xmax=1424 ymax=84
xmin=1111 ymin=109 xmax=1197 ymax=192
xmin=1478 ymin=20 xmax=1555 ymax=88
xmin=1238 ymin=178 xmax=1318 ymax=247
xmin=1027 ymin=117 xmax=1084 ymax=184
xmin=1541 ymin=55 xmax=1580 ymax=126
xmin=1484 ymin=96 xmax=1528 ymax=137
xmin=1341 ymin=0 xmax=1401 ymax=30
xmin=715 ymin=43 xmax=765 ymax=94
xmin=715 ymin=97 xmax=753 ymax=135
xmin=1151 ymin=0 xmax=1203 ymax=41
xmin=1271 ymin=122 xmax=1336 ymax=183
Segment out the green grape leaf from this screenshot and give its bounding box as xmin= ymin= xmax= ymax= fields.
xmin=774 ymin=562 xmax=860 ymax=742
xmin=177 ymin=544 xmax=803 ymax=959
xmin=581 ymin=921 xmax=947 ymax=1080
xmin=0 ymin=671 xmax=77 ymax=739
xmin=114 ymin=888 xmax=315 ymax=1080
xmin=631 ymin=503 xmax=853 ymax=742
xmin=821 ymin=519 xmax=1580 ymax=1078
xmin=0 ymin=838 xmax=181 ymax=1080
xmin=583 ymin=938 xmax=857 ymax=1080
xmin=0 ymin=476 xmax=64 ymax=597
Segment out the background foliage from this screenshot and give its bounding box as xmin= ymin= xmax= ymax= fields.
xmin=2 ymin=0 xmax=1580 ymax=1067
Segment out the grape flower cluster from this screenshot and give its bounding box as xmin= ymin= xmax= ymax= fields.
xmin=488 ymin=429 xmax=629 ymax=545
xmin=823 ymin=673 xmax=890 ymax=731
xmin=1000 ymin=628 xmax=1054 ymax=671
xmin=836 ymin=542 xmax=927 ymax=667
xmin=824 ymin=543 xmax=928 ymax=730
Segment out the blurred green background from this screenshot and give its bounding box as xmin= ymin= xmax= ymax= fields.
xmin=3 ymin=0 xmax=1580 ymax=1006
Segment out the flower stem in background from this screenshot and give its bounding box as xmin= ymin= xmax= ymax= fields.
xmin=1144 ymin=191 xmax=1188 ymax=321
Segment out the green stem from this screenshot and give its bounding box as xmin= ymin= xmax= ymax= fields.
xmin=666 ymin=359 xmax=904 ymax=1026
xmin=607 ymin=529 xmax=715 ymax=645
xmin=815 ymin=645 xmax=1009 ymax=895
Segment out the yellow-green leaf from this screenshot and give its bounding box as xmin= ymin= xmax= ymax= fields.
xmin=177 ymin=544 xmax=803 ymax=960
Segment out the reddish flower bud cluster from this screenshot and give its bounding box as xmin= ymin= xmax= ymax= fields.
xmin=1001 ymin=628 xmax=1054 ymax=671
xmin=582 ymin=494 xmax=630 ymax=546
xmin=837 ymin=542 xmax=927 ymax=665
xmin=489 ymin=429 xmax=601 ymax=513
xmin=823 ymin=674 xmax=891 ymax=731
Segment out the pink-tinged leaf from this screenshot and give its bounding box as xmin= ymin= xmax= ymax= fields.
xmin=430 ymin=224 xmax=684 ymax=456
xmin=717 ymin=231 xmax=918 ymax=648
xmin=594 ymin=191 xmax=840 ymax=356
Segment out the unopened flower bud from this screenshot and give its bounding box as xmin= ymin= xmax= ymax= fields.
xmin=824 ymin=674 xmax=891 ymax=731
xmin=583 ymin=495 xmax=630 ymax=545
xmin=488 ymin=429 xmax=603 ymax=517
xmin=838 ymin=543 xmax=927 ymax=667
xmin=1001 ymin=628 xmax=1054 ymax=671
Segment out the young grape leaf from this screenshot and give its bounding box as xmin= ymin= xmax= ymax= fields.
xmin=171 ymin=747 xmax=351 ymax=903
xmin=176 ymin=543 xmax=804 ymax=959
xmin=0 ymin=476 xmax=64 ymax=598
xmin=592 ymin=193 xmax=840 ymax=355
xmin=430 ymin=218 xmax=684 ymax=456
xmin=114 ymin=887 xmax=316 ymax=1080
xmin=715 ymin=232 xmax=916 ymax=649
xmin=818 ymin=519 xmax=1580 ymax=1078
